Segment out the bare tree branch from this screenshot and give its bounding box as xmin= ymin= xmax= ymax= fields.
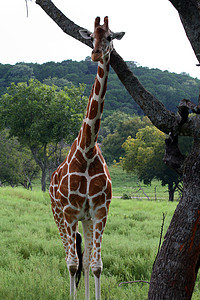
xmin=35 ymin=0 xmax=92 ymax=48
xmin=152 ymin=212 xmax=167 ymax=270
xmin=169 ymin=0 xmax=200 ymax=63
xmin=35 ymin=0 xmax=183 ymax=135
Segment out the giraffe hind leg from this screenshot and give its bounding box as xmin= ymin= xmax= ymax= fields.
xmin=65 ymin=221 xmax=80 ymax=299
xmin=91 ymin=214 xmax=108 ymax=300
xmin=82 ymin=219 xmax=93 ymax=300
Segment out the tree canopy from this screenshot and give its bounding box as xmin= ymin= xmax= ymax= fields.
xmin=121 ymin=125 xmax=181 ymax=201
xmin=0 ymin=79 xmax=87 ymax=191
xmin=0 ymin=129 xmax=39 ymax=188
xmin=0 ymin=61 xmax=199 ymax=117
xmin=101 ymin=113 xmax=151 ymax=164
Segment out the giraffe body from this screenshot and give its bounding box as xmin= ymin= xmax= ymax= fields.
xmin=49 ymin=16 xmax=124 ymax=300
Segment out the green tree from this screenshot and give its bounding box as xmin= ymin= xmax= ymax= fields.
xmin=0 ymin=129 xmax=39 ymax=188
xmin=101 ymin=114 xmax=151 ymax=164
xmin=121 ymin=125 xmax=182 ymax=201
xmin=7 ymin=64 xmax=34 ymax=83
xmin=0 ymin=79 xmax=87 ymax=191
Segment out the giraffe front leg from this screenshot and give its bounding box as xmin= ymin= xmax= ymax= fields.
xmin=82 ymin=219 xmax=93 ymax=300
xmin=91 ymin=215 xmax=107 ymax=300
xmin=65 ymin=221 xmax=79 ymax=300
xmin=51 ymin=199 xmax=68 ymax=257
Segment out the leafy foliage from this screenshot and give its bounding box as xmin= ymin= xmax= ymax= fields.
xmin=0 ymin=60 xmax=199 ymax=116
xmin=0 ymin=129 xmax=39 ymax=187
xmin=0 ymin=79 xmax=87 ymax=191
xmin=100 ymin=113 xmax=151 ymax=164
xmin=121 ymin=125 xmax=184 ymax=201
xmin=0 ymin=79 xmax=86 ymax=146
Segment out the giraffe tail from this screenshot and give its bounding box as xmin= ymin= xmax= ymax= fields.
xmin=75 ymin=231 xmax=83 ymax=288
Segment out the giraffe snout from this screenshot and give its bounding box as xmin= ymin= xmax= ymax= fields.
xmin=91 ymin=49 xmax=102 ymax=62
xmin=92 ymin=48 xmax=101 ymax=54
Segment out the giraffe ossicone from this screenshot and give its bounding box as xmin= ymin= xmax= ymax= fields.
xmin=50 ymin=16 xmax=125 ymax=300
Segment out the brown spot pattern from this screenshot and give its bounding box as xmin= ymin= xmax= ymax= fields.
xmin=95 ymin=231 xmax=100 ymax=240
xmin=95 ymin=78 xmax=101 ymax=95
xmin=105 ymin=181 xmax=112 ymax=200
xmin=69 ymin=174 xmax=87 ymax=194
xmin=88 ymin=99 xmax=98 ymax=120
xmin=100 ymin=102 xmax=104 ymax=114
xmin=89 ymin=174 xmax=107 ymax=196
xmin=86 ymin=147 xmax=97 ymax=159
xmin=96 ymin=207 xmax=107 ymax=220
xmin=59 ymin=176 xmax=69 ymax=197
xmin=80 ymin=122 xmax=91 ymax=149
xmin=75 ymin=149 xmax=87 ymax=168
xmin=49 ymin=186 xmax=53 ymax=196
xmin=106 ymin=200 xmax=111 ymax=210
xmin=98 ymin=66 xmax=104 ymax=78
xmin=92 ymin=194 xmax=106 ymax=210
xmin=69 ymin=154 xmax=87 ymax=173
xmin=69 ymin=193 xmax=86 ymax=208
xmin=67 ymin=140 xmax=77 ymax=163
xmin=88 ymin=156 xmax=104 ymax=177
xmin=95 ymin=118 xmax=101 ymax=135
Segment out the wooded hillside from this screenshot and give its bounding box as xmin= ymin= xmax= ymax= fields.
xmin=0 ymin=59 xmax=199 ymax=117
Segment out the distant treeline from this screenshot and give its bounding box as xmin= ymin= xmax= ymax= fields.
xmin=0 ymin=57 xmax=199 ymax=117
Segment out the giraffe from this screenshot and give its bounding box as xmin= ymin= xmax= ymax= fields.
xmin=49 ymin=16 xmax=125 ymax=300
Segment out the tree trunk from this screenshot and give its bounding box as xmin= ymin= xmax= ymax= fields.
xmin=41 ymin=148 xmax=48 ymax=192
xmin=41 ymin=166 xmax=46 ymax=192
xmin=30 ymin=144 xmax=48 ymax=192
xmin=168 ymin=182 xmax=174 ymax=202
xmin=148 ymin=139 xmax=200 ymax=299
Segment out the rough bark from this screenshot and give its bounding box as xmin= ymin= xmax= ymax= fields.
xmin=35 ymin=0 xmax=200 ymax=298
xmin=110 ymin=50 xmax=177 ymax=133
xmin=35 ymin=0 xmax=92 ymax=48
xmin=169 ymin=0 xmax=200 ymax=63
xmin=149 ymin=141 xmax=200 ymax=299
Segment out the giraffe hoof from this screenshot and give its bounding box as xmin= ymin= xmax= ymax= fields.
xmin=68 ymin=265 xmax=78 ymax=276
xmin=92 ymin=267 xmax=102 ymax=278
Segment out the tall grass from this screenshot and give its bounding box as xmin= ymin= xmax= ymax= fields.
xmin=0 ymin=168 xmax=200 ymax=299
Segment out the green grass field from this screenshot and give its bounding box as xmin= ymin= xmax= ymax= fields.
xmin=1 ymin=166 xmax=200 ymax=299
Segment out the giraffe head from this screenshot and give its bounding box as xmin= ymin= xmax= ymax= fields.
xmin=79 ymin=16 xmax=125 ymax=62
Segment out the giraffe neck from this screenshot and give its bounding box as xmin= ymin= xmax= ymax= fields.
xmin=77 ymin=55 xmax=110 ymax=154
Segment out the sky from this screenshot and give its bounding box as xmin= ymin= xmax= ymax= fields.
xmin=0 ymin=0 xmax=199 ymax=79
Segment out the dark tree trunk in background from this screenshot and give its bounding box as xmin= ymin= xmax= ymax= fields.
xmin=35 ymin=0 xmax=200 ymax=297
xmin=31 ymin=144 xmax=48 ymax=192
xmin=168 ymin=182 xmax=174 ymax=202
xmin=41 ymin=167 xmax=46 ymax=192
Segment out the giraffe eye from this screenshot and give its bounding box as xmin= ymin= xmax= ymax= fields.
xmin=107 ymin=36 xmax=112 ymax=42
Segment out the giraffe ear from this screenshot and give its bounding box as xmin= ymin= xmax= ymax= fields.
xmin=111 ymin=32 xmax=125 ymax=40
xmin=79 ymin=29 xmax=92 ymax=40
